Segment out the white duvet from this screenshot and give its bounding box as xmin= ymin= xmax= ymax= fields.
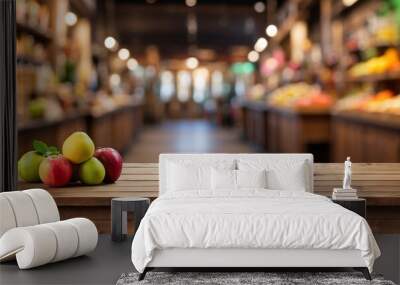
xmin=131 ymin=190 xmax=380 ymax=273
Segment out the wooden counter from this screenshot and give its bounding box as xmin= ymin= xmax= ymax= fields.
xmin=88 ymin=102 xmax=143 ymax=154
xmin=239 ymin=101 xmax=331 ymax=161
xmin=240 ymin=101 xmax=269 ymax=150
xmin=18 ymin=162 xmax=400 ymax=234
xmin=267 ymin=106 xmax=331 ymax=159
xmin=332 ymin=111 xmax=400 ymax=163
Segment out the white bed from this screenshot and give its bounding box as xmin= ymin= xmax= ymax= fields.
xmin=131 ymin=154 xmax=380 ymax=280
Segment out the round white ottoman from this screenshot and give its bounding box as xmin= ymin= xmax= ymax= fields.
xmin=0 ymin=189 xmax=98 ymax=269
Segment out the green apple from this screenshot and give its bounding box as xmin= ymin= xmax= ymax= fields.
xmin=79 ymin=157 xmax=105 ymax=185
xmin=18 ymin=151 xmax=44 ymax=182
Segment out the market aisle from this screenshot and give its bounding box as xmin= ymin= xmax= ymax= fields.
xmin=124 ymin=120 xmax=254 ymax=162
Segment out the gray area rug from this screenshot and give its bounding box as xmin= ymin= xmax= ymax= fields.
xmin=116 ymin=272 xmax=396 ymax=285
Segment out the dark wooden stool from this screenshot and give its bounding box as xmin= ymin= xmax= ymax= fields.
xmin=111 ymin=197 xmax=150 ymax=242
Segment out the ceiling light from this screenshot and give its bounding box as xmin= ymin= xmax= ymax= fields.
xmin=127 ymin=58 xmax=138 ymax=70
xmin=186 ymin=57 xmax=199 ymax=69
xmin=65 ymin=12 xmax=77 ymax=26
xmin=342 ymin=0 xmax=358 ymax=6
xmin=248 ymin=51 xmax=259 ymax=62
xmin=185 ymin=0 xmax=197 ymax=7
xmin=118 ymin=48 xmax=130 ymax=61
xmin=104 ymin=36 xmax=116 ymax=49
xmin=254 ymin=37 xmax=268 ymax=53
xmin=266 ymin=24 xmax=278 ymax=37
xmin=254 ymin=1 xmax=265 ymax=13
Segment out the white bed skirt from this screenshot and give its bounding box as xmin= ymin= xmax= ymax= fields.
xmin=148 ymin=248 xmax=366 ymax=268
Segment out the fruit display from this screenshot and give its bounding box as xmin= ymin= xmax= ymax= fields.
xmin=267 ymin=83 xmax=334 ymax=110
xmin=335 ymin=90 xmax=400 ymax=115
xmin=18 ymin=132 xmax=123 ymax=187
xmin=348 ymin=48 xmax=400 ymax=78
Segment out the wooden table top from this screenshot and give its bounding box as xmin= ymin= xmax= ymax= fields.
xmin=18 ymin=163 xmax=400 ymax=206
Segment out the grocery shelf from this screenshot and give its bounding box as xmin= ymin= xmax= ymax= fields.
xmin=16 ymin=56 xmax=45 ymax=66
xmin=17 ymin=111 xmax=89 ymax=132
xmin=16 ymin=21 xmax=52 ymax=43
xmin=346 ymin=72 xmax=400 ymax=83
xmin=348 ymin=43 xmax=400 ymax=54
xmin=18 ymin=102 xmax=144 ymax=157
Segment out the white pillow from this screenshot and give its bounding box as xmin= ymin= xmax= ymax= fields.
xmin=236 ymin=169 xmax=267 ymax=189
xmin=238 ymin=159 xmax=309 ymax=191
xmin=211 ymin=168 xmax=236 ymax=190
xmin=166 ymin=160 xmax=235 ymax=192
xmin=211 ymin=169 xmax=267 ymax=190
xmin=167 ymin=162 xmax=210 ymax=191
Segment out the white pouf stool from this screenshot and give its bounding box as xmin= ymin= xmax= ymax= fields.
xmin=0 ymin=189 xmax=98 ymax=269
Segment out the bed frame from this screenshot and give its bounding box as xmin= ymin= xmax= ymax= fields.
xmin=138 ymin=154 xmax=372 ymax=281
xmin=139 ymin=248 xmax=371 ymax=280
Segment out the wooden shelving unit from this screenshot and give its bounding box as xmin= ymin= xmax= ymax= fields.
xmin=16 ymin=21 xmax=52 ymax=42
xmin=330 ymin=0 xmax=400 ymax=162
xmin=15 ymin=0 xmax=144 ymax=157
xmin=16 ymin=56 xmax=45 ymax=66
xmin=346 ymin=72 xmax=400 ymax=83
xmin=18 ymin=102 xmax=144 ymax=157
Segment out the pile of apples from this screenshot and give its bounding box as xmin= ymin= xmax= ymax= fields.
xmin=18 ymin=132 xmax=123 ymax=187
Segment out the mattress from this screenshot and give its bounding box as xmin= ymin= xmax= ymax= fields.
xmin=131 ymin=190 xmax=380 ymax=273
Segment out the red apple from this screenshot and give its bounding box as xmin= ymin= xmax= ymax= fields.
xmin=39 ymin=155 xmax=73 ymax=187
xmin=94 ymin=148 xmax=123 ymax=183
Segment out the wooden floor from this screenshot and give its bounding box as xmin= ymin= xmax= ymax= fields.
xmin=124 ymin=120 xmax=254 ymax=162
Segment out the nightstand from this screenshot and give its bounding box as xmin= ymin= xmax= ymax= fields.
xmin=331 ymin=198 xmax=366 ymax=218
xmin=111 ymin=197 xmax=150 ymax=242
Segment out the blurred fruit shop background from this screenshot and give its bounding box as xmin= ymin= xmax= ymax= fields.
xmin=16 ymin=0 xmax=400 ymax=163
